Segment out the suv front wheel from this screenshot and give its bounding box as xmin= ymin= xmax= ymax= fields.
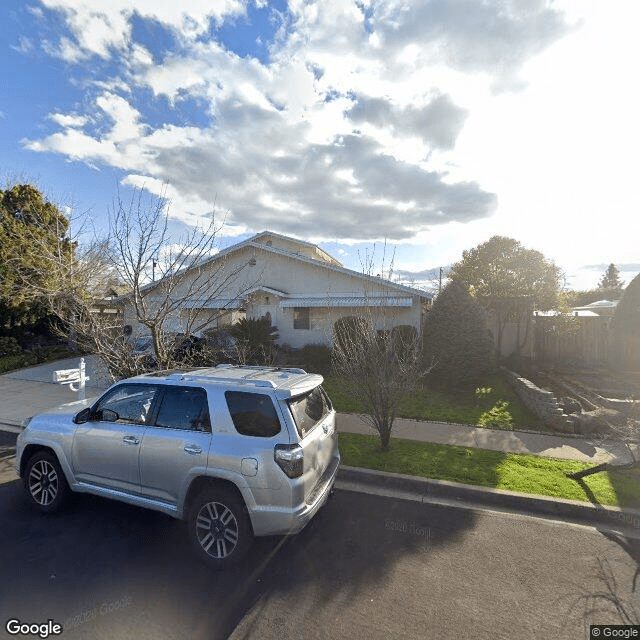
xmin=187 ymin=486 xmax=253 ymax=568
xmin=25 ymin=451 xmax=69 ymax=513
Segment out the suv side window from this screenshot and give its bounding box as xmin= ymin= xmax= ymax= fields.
xmin=225 ymin=391 xmax=281 ymax=437
xmin=93 ymin=384 xmax=159 ymax=424
xmin=154 ymin=386 xmax=211 ymax=432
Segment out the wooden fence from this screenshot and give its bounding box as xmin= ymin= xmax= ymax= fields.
xmin=531 ymin=315 xmax=640 ymax=369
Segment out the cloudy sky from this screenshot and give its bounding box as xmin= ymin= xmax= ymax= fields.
xmin=1 ymin=0 xmax=638 ymax=290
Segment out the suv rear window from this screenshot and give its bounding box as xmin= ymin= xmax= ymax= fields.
xmin=287 ymin=385 xmax=332 ymax=438
xmin=225 ymin=391 xmax=281 ymax=437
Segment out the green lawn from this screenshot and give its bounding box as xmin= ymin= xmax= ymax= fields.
xmin=324 ymin=373 xmax=542 ymax=431
xmin=339 ymin=432 xmax=640 ymax=509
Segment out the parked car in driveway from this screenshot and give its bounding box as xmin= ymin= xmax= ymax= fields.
xmin=16 ymin=365 xmax=340 ymax=568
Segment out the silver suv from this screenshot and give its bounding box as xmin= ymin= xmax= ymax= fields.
xmin=16 ymin=365 xmax=340 ymax=568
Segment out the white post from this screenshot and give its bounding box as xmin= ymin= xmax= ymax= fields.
xmin=68 ymin=358 xmax=88 ymax=401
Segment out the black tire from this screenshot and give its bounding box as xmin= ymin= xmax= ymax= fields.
xmin=24 ymin=451 xmax=70 ymax=513
xmin=187 ymin=486 xmax=253 ymax=568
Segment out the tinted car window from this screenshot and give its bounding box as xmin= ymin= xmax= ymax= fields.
xmin=287 ymin=386 xmax=332 ymax=438
xmin=225 ymin=391 xmax=281 ymax=437
xmin=93 ymin=384 xmax=159 ymax=424
xmin=154 ymin=386 xmax=211 ymax=432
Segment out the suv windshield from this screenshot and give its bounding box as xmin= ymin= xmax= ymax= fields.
xmin=287 ymin=385 xmax=332 ymax=438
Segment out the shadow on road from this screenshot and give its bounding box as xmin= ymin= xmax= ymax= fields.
xmin=0 ymin=482 xmax=479 ymax=640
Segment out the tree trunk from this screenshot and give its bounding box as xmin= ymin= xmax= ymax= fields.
xmin=378 ymin=419 xmax=392 ymax=452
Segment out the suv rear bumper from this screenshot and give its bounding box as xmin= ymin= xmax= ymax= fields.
xmin=248 ymin=454 xmax=340 ymax=536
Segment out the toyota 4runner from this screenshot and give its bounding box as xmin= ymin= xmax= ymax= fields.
xmin=16 ymin=365 xmax=340 ymax=568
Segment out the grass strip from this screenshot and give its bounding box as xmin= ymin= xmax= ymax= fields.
xmin=339 ymin=432 xmax=640 ymax=509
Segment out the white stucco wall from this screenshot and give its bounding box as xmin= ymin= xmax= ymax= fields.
xmin=121 ymin=241 xmax=426 ymax=348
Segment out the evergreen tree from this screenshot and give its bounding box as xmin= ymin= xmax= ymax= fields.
xmin=422 ymin=280 xmax=494 ymax=384
xmin=598 ymin=263 xmax=624 ymax=293
xmin=0 ymin=184 xmax=74 ymax=332
xmin=610 ymin=272 xmax=640 ymax=370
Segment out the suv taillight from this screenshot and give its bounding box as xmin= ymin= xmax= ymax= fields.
xmin=274 ymin=444 xmax=304 ymax=478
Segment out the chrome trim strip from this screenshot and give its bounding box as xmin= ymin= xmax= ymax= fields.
xmin=75 ymin=482 xmax=179 ymax=514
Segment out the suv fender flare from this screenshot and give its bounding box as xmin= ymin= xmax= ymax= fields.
xmin=19 ymin=440 xmax=74 ymax=487
xmin=179 ymin=471 xmax=256 ymax=521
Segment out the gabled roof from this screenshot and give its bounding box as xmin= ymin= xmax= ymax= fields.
xmin=220 ymin=238 xmax=431 ymax=299
xmin=121 ymin=231 xmax=431 ymax=303
xmin=248 ymin=231 xmax=343 ymax=267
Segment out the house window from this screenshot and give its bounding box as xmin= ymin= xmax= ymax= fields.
xmin=293 ymin=307 xmax=310 ymax=330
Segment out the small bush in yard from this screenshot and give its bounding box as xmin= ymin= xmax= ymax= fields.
xmin=478 ymin=401 xmax=514 ymax=429
xmin=300 ymin=344 xmax=332 ymax=375
xmin=0 ymin=337 xmax=23 ymax=357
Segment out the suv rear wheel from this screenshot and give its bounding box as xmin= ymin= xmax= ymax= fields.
xmin=25 ymin=451 xmax=69 ymax=513
xmin=187 ymin=486 xmax=253 ymax=568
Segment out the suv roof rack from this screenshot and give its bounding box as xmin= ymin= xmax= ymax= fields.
xmin=165 ymin=364 xmax=313 ymax=390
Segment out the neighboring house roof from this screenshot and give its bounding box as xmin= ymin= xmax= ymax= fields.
xmin=573 ymin=299 xmax=618 ymax=309
xmin=249 ymin=231 xmax=343 ymax=267
xmin=571 ymin=299 xmax=619 ymax=316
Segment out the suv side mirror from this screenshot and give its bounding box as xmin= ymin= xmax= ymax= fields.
xmin=73 ymin=407 xmax=92 ymax=424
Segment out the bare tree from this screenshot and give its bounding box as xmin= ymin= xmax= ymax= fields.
xmin=332 ymin=313 xmax=427 ymax=451
xmin=330 ymin=247 xmax=430 ymax=451
xmin=2 ymin=184 xmax=256 ymax=379
xmin=107 ymin=188 xmax=254 ymax=371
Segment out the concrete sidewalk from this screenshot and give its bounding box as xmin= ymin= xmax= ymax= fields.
xmin=338 ymin=414 xmax=640 ymax=466
xmin=0 ymin=358 xmax=638 ymax=466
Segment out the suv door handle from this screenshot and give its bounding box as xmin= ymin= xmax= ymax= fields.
xmin=184 ymin=444 xmax=203 ymax=455
xmin=122 ymin=435 xmax=140 ymax=445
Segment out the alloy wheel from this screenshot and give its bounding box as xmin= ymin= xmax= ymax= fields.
xmin=28 ymin=459 xmax=59 ymax=506
xmin=195 ymin=500 xmax=240 ymax=559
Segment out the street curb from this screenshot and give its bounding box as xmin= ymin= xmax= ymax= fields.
xmin=0 ymin=422 xmax=22 ymax=433
xmin=337 ymin=465 xmax=640 ymax=532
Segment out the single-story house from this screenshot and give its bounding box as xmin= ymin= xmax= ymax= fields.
xmin=122 ymin=231 xmax=431 ymax=349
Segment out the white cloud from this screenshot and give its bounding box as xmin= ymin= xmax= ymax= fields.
xmin=49 ymin=113 xmax=89 ymax=128
xmin=11 ymin=36 xmax=35 ymax=55
xmin=39 ymin=0 xmax=247 ymax=60
xmin=24 ymin=0 xmax=581 ymax=247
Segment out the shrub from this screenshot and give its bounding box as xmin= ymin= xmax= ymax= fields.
xmin=477 ymin=400 xmax=514 ymax=430
xmin=300 ymin=344 xmax=332 ymax=375
xmin=230 ymin=317 xmax=279 ymax=365
xmin=332 ymin=316 xmax=367 ymax=355
xmin=0 ymin=337 xmax=23 ymax=357
xmin=610 ymin=273 xmax=640 ymax=370
xmin=0 ymin=351 xmax=39 ymax=373
xmin=423 ymin=280 xmax=495 ymax=384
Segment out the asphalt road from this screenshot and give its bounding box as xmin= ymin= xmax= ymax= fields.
xmin=1 ymin=475 xmax=638 ymax=640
